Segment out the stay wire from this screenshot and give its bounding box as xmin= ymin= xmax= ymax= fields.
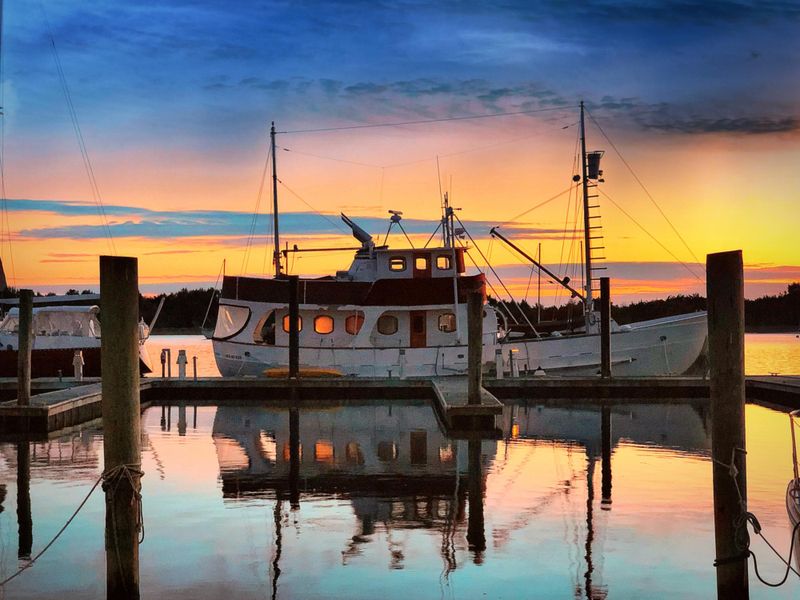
xmin=278 ymin=106 xmax=567 ymax=135
xmin=241 ymin=143 xmax=272 ymax=275
xmin=599 ymin=189 xmax=703 ymax=281
xmin=585 ymin=108 xmax=704 ymax=273
xmin=276 ymin=178 xmax=349 ymax=234
xmin=497 ymin=186 xmax=573 ymax=228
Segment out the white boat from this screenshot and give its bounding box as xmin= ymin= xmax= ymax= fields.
xmin=212 ymin=111 xmax=707 ymax=378
xmin=0 ymin=304 xmax=153 ymax=376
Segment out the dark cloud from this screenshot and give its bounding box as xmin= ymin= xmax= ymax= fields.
xmin=639 ymin=116 xmax=799 ymax=135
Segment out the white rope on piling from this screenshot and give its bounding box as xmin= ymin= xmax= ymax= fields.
xmin=0 ymin=464 xmax=145 ymax=588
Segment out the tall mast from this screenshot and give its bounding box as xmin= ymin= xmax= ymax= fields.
xmin=270 ymin=122 xmax=281 ymax=278
xmin=579 ymin=101 xmax=593 ymax=313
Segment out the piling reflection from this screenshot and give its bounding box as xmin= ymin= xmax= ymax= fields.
xmin=16 ymin=442 xmax=32 ymax=561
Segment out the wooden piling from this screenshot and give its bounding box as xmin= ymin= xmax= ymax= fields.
xmin=288 ymin=275 xmax=299 ymax=379
xmin=100 ymin=255 xmax=142 ymax=600
xmin=707 ymin=250 xmax=748 ymax=600
xmin=467 ymin=291 xmax=482 ymax=405
xmin=599 ymin=277 xmax=611 ymax=379
xmin=16 ymin=441 xmax=32 ymax=560
xmin=17 ymin=289 xmax=33 ymax=406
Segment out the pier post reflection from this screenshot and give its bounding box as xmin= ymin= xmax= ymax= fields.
xmin=601 ymin=406 xmax=612 ymax=509
xmin=288 ymin=407 xmax=300 ymax=510
xmin=466 ymin=439 xmax=485 ymax=560
xmin=178 ymin=403 xmax=187 ymax=436
xmin=193 ymin=405 xmax=197 ymax=430
xmin=16 ymin=441 xmax=32 ymax=560
xmin=160 ymin=405 xmax=166 ymax=431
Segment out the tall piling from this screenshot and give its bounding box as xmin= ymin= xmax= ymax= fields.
xmin=100 ymin=255 xmax=142 ymax=600
xmin=288 ymin=275 xmax=299 ymax=379
xmin=17 ymin=289 xmax=33 ymax=406
xmin=707 ymin=250 xmax=748 ymax=600
xmin=599 ymin=277 xmax=611 ymax=378
xmin=16 ymin=442 xmax=32 ymax=560
xmin=467 ymin=291 xmax=482 ymax=405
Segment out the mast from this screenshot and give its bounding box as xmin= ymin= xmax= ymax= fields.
xmin=271 ymin=122 xmax=281 ymax=278
xmin=579 ymin=101 xmax=593 ymax=313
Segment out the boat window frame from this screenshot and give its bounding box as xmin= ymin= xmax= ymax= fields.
xmin=377 ymin=314 xmax=399 ymax=335
xmin=314 ymin=314 xmax=335 ymax=335
xmin=436 ymin=255 xmax=451 ymax=270
xmin=253 ymin=309 xmax=277 ymax=345
xmin=438 ymin=312 xmax=457 ymax=333
xmin=213 ymin=304 xmax=252 ymax=340
xmin=282 ymin=313 xmax=303 ymax=333
xmin=345 ymin=312 xmax=365 ymax=335
xmin=388 ymin=256 xmax=407 ymax=272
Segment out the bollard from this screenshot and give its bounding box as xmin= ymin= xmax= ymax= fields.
xmin=176 ymin=349 xmax=187 ymax=379
xmin=398 ymin=348 xmax=406 ymax=379
xmin=16 ymin=442 xmax=32 ymax=560
xmin=494 ymin=348 xmax=504 ymax=379
xmin=57 ymin=369 xmax=62 ymax=382
xmin=601 ymin=405 xmax=612 ymax=509
xmin=600 ymin=277 xmax=611 ymax=379
xmin=192 ymin=356 xmax=198 ymax=381
xmin=288 ymin=275 xmax=299 ymax=379
xmin=466 ymin=439 xmax=486 ymax=559
xmin=17 ymin=289 xmax=33 ymax=406
xmin=73 ymin=350 xmax=84 ymax=381
xmin=707 ymin=250 xmax=748 ymax=600
xmin=100 ymin=255 xmax=142 ymax=600
xmin=467 ymin=291 xmax=483 ymax=405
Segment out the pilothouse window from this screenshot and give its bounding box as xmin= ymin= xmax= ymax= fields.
xmin=214 ymin=305 xmax=251 ymax=339
xmin=438 ymin=313 xmax=457 ymax=332
xmin=436 ymin=255 xmax=451 ymax=270
xmin=389 ymin=257 xmax=406 ymax=271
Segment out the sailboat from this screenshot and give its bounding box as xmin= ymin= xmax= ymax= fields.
xmin=211 ymin=108 xmax=707 ymax=377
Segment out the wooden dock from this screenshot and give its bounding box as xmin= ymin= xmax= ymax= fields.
xmin=0 ymin=374 xmax=799 ymax=435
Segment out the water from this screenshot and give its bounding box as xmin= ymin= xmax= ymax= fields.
xmin=145 ymin=332 xmax=800 ymax=377
xmin=0 ymin=401 xmax=798 ymax=598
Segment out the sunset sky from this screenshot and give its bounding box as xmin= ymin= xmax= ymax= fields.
xmin=1 ymin=0 xmax=798 ymax=302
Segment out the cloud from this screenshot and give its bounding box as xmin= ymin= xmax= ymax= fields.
xmin=638 ymin=116 xmax=799 ymax=135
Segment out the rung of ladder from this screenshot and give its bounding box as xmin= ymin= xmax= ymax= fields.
xmin=590 ymin=236 xmax=604 ymax=240
xmin=592 ymin=256 xmax=607 ymax=260
xmin=588 ymin=204 xmax=600 ymax=209
xmin=589 ymin=226 xmax=603 ymax=230
xmin=590 ymin=246 xmax=605 ymax=250
xmin=589 ymin=215 xmax=602 ymax=219
xmin=588 ymin=194 xmax=599 ymax=198
xmin=591 ymin=267 xmax=608 ymax=272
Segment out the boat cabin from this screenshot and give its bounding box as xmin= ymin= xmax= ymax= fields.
xmin=337 ymin=247 xmax=466 ymax=282
xmin=0 ymin=305 xmax=101 ymax=338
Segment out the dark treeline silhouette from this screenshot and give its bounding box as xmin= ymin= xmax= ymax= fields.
xmin=490 ymin=283 xmax=799 ymax=332
xmin=0 ymin=283 xmax=796 ymax=333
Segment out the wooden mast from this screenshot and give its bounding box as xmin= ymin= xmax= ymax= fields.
xmin=579 ymin=101 xmax=593 ymax=315
xmin=271 ymin=122 xmax=281 ymax=278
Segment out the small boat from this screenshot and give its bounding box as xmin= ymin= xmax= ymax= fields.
xmin=0 ymin=304 xmax=153 ymax=376
xmin=211 ymin=111 xmax=707 ymax=377
xmin=787 ymin=410 xmax=800 ymax=570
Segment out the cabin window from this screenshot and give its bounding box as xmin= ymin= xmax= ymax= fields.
xmin=214 ymin=305 xmax=251 ymax=339
xmin=438 ymin=313 xmax=457 ymax=332
xmin=253 ymin=310 xmax=276 ymax=344
xmin=345 ymin=313 xmax=365 ymax=335
xmin=282 ymin=314 xmax=303 ymax=333
xmin=377 ymin=441 xmax=398 ymax=462
xmin=389 ymin=256 xmax=406 ymax=271
xmin=377 ymin=314 xmax=398 ymax=335
xmin=314 ymin=440 xmax=334 ymax=463
xmin=415 ymin=256 xmax=428 ymax=271
xmin=345 ymin=442 xmax=365 ymax=465
xmin=314 ymin=315 xmax=334 ymax=334
xmin=436 ymin=255 xmax=451 ymax=270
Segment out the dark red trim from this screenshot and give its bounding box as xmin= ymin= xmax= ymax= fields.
xmin=221 ymin=273 xmax=485 ymax=306
xmin=0 ymin=348 xmax=151 ymax=377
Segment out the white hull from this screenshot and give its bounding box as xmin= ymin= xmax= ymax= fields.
xmin=500 ymin=312 xmax=708 ymax=376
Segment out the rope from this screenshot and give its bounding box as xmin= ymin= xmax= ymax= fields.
xmin=0 ymin=463 xmax=144 ymax=588
xmin=278 ymin=106 xmax=566 ymax=134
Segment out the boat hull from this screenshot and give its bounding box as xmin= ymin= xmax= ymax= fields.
xmin=0 ymin=342 xmax=153 ymax=376
xmin=501 ymin=311 xmax=708 ymax=376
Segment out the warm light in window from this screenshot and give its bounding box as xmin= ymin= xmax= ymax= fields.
xmin=314 ymin=315 xmax=334 ymax=334
xmin=345 ymin=313 xmax=365 ymax=334
xmin=415 ymin=256 xmax=428 ymax=271
xmin=438 ymin=313 xmax=456 ymax=332
xmin=436 ymin=255 xmax=451 ymax=270
xmin=389 ymin=257 xmax=406 ymax=271
xmin=315 ymin=440 xmax=335 ymax=463
xmin=282 ymin=314 xmax=303 ymax=333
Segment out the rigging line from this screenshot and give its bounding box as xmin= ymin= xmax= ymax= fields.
xmin=454 ymin=213 xmax=538 ymax=335
xmin=585 ymin=108 xmax=704 ymax=272
xmin=461 ymin=243 xmax=518 ymax=325
xmin=599 ymin=189 xmax=703 ymax=281
xmin=278 ymin=106 xmax=567 ymax=134
xmin=276 ymin=179 xmax=349 ymax=234
xmin=497 ymin=185 xmax=573 ymax=227
xmin=279 ymin=146 xmax=383 ymax=169
xmin=40 ymin=5 xmax=115 ymax=255
xmin=0 ymin=3 xmax=14 ymax=288
xmin=241 ymin=143 xmax=271 ymax=275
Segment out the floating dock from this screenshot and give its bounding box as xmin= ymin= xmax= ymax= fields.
xmin=1 ymin=374 xmax=798 ymax=435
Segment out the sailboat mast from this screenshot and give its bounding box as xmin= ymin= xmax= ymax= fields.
xmin=271 ymin=122 xmax=281 ymax=278
xmin=579 ymin=101 xmax=593 ymax=312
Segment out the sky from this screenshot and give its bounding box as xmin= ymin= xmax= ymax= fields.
xmin=1 ymin=0 xmax=798 ymax=302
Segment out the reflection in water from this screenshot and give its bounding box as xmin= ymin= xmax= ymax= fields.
xmin=16 ymin=442 xmax=32 ymax=561
xmin=3 ymin=401 xmax=800 ymax=599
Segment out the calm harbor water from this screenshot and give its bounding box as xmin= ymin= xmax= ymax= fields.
xmin=144 ymin=332 xmax=800 ymax=377
xmin=0 ymin=401 xmax=798 ymax=599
